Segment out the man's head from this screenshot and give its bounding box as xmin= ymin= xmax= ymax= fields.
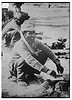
xmin=23 ymin=24 xmax=35 ymax=38
xmin=3 ymin=11 xmax=7 ymax=16
xmin=23 ymin=30 xmax=35 ymax=43
xmin=14 ymin=12 xmax=30 ymax=26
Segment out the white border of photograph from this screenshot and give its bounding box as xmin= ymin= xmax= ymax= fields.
xmin=0 ymin=0 xmax=71 ymax=100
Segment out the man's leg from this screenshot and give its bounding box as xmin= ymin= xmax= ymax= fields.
xmin=9 ymin=59 xmax=28 ymax=82
xmin=9 ymin=58 xmax=40 ymax=83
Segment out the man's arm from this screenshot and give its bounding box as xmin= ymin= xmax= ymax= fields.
xmin=36 ymin=40 xmax=58 ymax=65
xmin=36 ymin=40 xmax=64 ymax=74
xmin=2 ymin=19 xmax=20 ymax=40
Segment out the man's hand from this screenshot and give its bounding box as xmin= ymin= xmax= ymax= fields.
xmin=57 ymin=64 xmax=64 ymax=74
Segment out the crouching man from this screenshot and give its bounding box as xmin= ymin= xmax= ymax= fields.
xmin=8 ymin=27 xmax=64 ymax=85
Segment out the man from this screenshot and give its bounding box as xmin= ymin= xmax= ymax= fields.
xmin=8 ymin=25 xmax=64 ymax=84
xmin=2 ymin=10 xmax=9 ymax=23
xmin=2 ymin=6 xmax=30 ymax=46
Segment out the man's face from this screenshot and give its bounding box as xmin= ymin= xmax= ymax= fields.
xmin=4 ymin=11 xmax=7 ymax=17
xmin=25 ymin=32 xmax=35 ymax=43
